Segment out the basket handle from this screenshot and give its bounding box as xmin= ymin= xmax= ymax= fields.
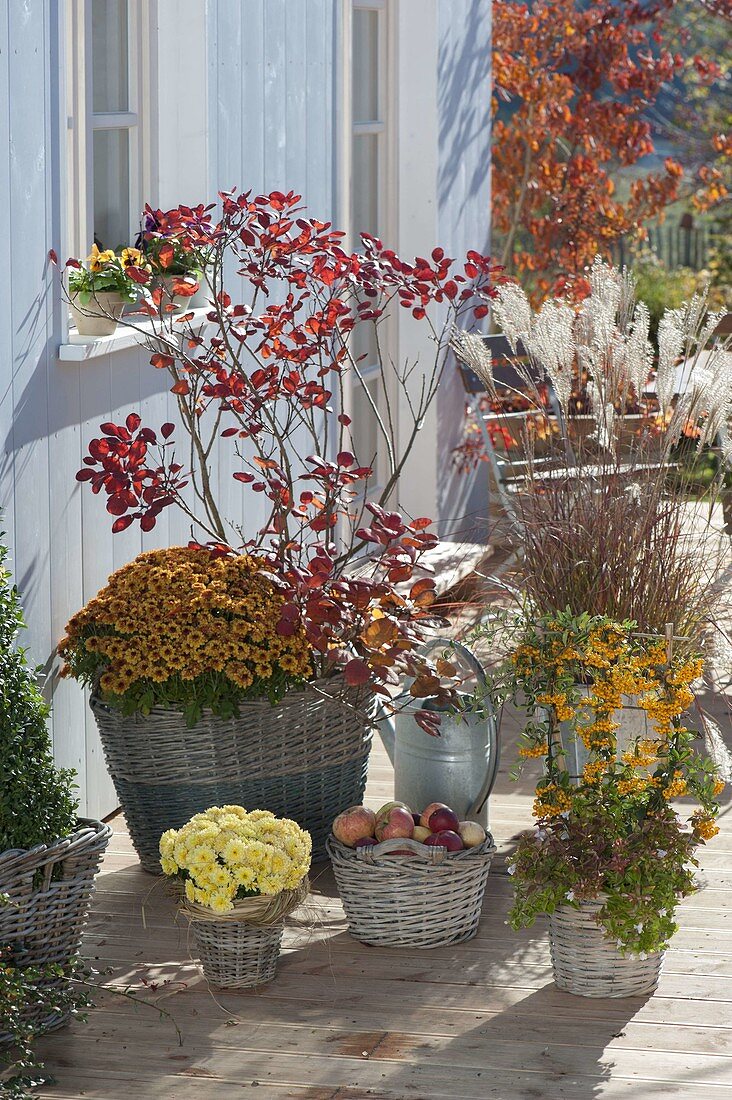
xmin=356 ymin=838 xmax=451 ymax=864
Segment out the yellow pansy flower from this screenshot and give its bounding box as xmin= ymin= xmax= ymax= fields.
xmin=87 ymin=243 xmax=116 ymax=271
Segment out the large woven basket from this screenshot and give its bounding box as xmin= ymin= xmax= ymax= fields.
xmin=183 ymin=881 xmax=307 ymax=989
xmin=549 ymin=899 xmax=664 ymax=998
xmin=327 ymin=834 xmax=496 ymax=949
xmin=91 ymin=677 xmax=372 ymax=872
xmin=0 ymin=819 xmax=111 ymax=1039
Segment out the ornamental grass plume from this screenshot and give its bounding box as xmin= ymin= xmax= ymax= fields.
xmin=451 ymin=256 xmax=731 ymax=637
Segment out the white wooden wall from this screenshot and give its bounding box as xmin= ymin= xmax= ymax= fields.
xmin=0 ymin=0 xmax=490 ymax=818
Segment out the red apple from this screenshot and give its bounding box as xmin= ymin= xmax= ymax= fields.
xmin=428 ymin=806 xmax=460 ymax=834
xmin=424 ymin=830 xmax=464 ymax=852
xmin=374 ymin=806 xmax=415 ymax=842
xmin=375 ymin=800 xmax=411 ymax=822
xmin=354 ymin=835 xmax=378 ymax=848
xmin=332 ymin=805 xmax=376 ymax=848
xmin=419 ymin=802 xmax=450 ymax=828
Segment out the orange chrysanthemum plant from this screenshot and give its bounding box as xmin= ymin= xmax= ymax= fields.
xmin=504 ymin=611 xmax=724 ymax=955
xmin=59 ymin=548 xmax=313 ymax=725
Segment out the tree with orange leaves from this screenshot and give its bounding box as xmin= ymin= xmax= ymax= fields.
xmin=492 ymin=0 xmax=685 ymax=298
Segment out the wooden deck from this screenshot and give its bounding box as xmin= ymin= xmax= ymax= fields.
xmin=39 ymin=704 xmax=732 ymax=1100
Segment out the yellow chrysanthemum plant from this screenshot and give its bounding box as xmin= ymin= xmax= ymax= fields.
xmin=159 ymin=806 xmax=311 ymax=915
xmin=58 ymin=547 xmax=314 ymax=725
xmin=506 ymin=610 xmax=725 ymax=956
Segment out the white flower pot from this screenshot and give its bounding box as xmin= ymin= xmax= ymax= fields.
xmin=70 ymin=290 xmax=126 ymax=337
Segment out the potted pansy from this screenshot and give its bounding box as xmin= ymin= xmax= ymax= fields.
xmin=66 ymin=245 xmax=142 ymax=336
xmin=504 ymin=612 xmax=723 ymax=998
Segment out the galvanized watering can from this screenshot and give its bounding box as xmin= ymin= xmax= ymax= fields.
xmin=381 ymin=640 xmax=501 ymax=828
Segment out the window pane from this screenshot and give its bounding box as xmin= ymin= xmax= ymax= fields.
xmin=92 ymin=0 xmax=129 ymax=112
xmin=352 ymin=9 xmax=379 ymax=123
xmin=352 ymin=375 xmax=382 ymax=480
xmin=352 ymin=133 xmax=378 ymax=239
xmin=93 ymin=129 xmax=130 ymax=249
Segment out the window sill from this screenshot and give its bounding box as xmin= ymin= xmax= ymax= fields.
xmin=57 ymin=308 xmax=211 ymax=362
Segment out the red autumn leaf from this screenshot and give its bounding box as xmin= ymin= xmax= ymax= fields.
xmin=233 ymin=471 xmax=255 ymax=483
xmin=337 ymin=450 xmax=355 ymax=467
xmin=161 ymin=422 xmax=175 ymax=438
xmin=140 ymin=513 xmax=157 ymax=532
xmin=343 ymin=658 xmax=371 ymax=686
xmin=99 ymin=422 xmax=124 ymax=438
xmin=170 ymin=380 xmax=190 ymax=395
xmin=111 ymin=515 xmax=134 ymax=534
xmin=415 ymin=709 xmax=441 ymax=737
xmin=126 ymin=265 xmax=151 ymax=284
xmin=126 ymin=413 xmax=142 ymax=433
xmin=48 ymin=249 xmax=58 ymax=265
xmin=172 ymin=278 xmax=198 ymax=297
xmin=158 ymin=243 xmax=175 ymax=270
xmin=106 ymin=495 xmax=129 ymax=517
xmin=151 ymin=352 xmax=174 ymax=370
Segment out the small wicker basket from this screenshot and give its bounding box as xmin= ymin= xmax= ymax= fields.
xmin=189 ymin=918 xmax=285 ymax=989
xmin=183 ymin=880 xmax=307 ymax=989
xmin=549 ymin=899 xmax=663 ymax=998
xmin=0 ymin=819 xmax=112 ymax=1039
xmin=327 ymin=834 xmax=496 ymax=949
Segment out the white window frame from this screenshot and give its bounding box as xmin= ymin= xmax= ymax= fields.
xmin=64 ymin=0 xmax=154 ymax=269
xmin=342 ymin=0 xmax=397 ymax=497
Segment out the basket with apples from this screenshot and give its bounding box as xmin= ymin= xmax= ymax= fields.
xmin=326 ymin=801 xmax=496 ymax=949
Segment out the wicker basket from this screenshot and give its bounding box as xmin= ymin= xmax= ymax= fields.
xmin=327 ymin=834 xmax=496 ymax=949
xmin=0 ymin=819 xmax=112 ymax=1038
xmin=91 ymin=677 xmax=372 ymax=872
xmin=184 ymin=881 xmax=307 ymax=989
xmin=189 ymin=918 xmax=284 ymax=989
xmin=549 ymin=899 xmax=664 ymax=998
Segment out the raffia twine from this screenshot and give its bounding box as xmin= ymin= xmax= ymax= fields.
xmin=180 ymin=877 xmax=309 ymax=927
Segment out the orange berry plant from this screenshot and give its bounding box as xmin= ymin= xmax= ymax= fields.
xmin=500 ymin=611 xmax=724 ymax=955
